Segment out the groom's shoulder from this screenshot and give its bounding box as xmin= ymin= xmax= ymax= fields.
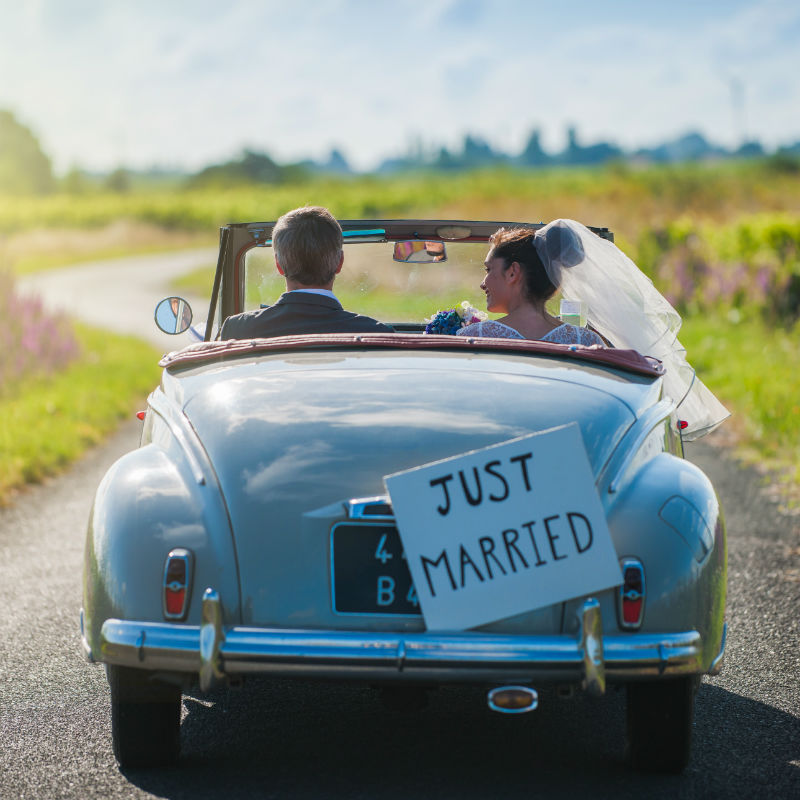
xmin=219 ymin=306 xmax=274 ymax=339
xmin=337 ymin=308 xmax=394 ymax=332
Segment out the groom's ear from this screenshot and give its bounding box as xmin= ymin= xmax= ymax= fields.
xmin=275 ymin=258 xmax=286 ymax=277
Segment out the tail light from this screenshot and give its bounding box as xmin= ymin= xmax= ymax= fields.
xmin=163 ymin=548 xmax=193 ymax=620
xmin=617 ymin=557 xmax=645 ymax=630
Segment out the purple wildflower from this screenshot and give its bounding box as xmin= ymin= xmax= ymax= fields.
xmin=0 ymin=271 xmax=80 ymax=392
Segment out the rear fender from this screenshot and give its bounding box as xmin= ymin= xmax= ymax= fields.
xmin=83 ymin=441 xmax=239 ymax=660
xmin=603 ymin=453 xmax=726 ymax=669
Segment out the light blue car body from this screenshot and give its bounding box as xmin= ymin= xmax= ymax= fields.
xmin=82 ymin=219 xmax=727 ymax=770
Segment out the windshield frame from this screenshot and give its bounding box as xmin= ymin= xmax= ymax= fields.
xmin=210 ymin=219 xmax=614 ymax=338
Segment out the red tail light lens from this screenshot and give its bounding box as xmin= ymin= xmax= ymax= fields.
xmin=163 ymin=548 xmax=193 ymax=620
xmin=618 ymin=558 xmax=645 ymax=630
xmin=622 ymin=593 xmax=642 ymax=625
xmin=165 ymin=587 xmax=186 ymax=616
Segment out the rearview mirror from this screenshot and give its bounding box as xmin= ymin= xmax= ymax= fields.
xmin=155 ymin=296 xmax=193 ymax=334
xmin=392 ymin=240 xmax=447 ymax=263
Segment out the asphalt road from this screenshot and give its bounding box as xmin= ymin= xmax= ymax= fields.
xmin=2 ymin=253 xmax=799 ymax=797
xmin=18 ymin=248 xmax=217 ymax=350
xmin=1 ymin=425 xmax=798 ymax=798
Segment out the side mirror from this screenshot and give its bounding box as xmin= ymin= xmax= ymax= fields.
xmin=392 ymin=240 xmax=447 ymax=263
xmin=155 ymin=297 xmax=193 ymax=335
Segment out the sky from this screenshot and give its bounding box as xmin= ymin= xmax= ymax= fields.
xmin=1 ymin=0 xmax=798 ymax=174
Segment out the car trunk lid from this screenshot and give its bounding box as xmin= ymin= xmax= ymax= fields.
xmin=180 ymin=352 xmax=648 ymax=630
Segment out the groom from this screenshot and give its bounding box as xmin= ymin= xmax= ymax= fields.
xmin=220 ymin=205 xmax=392 ymax=339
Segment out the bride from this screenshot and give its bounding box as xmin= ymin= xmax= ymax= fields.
xmin=457 ymin=219 xmax=729 ymax=440
xmin=457 ymin=222 xmax=604 ymax=345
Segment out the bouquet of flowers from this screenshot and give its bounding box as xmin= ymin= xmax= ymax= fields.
xmin=424 ymin=301 xmax=487 ymax=335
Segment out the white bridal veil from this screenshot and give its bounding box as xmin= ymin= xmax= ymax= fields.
xmin=533 ymin=219 xmax=729 ymax=440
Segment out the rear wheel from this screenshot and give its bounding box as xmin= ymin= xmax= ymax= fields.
xmin=108 ymin=665 xmax=181 ymax=768
xmin=626 ymin=676 xmax=695 ymax=773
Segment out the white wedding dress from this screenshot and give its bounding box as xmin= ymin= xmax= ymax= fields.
xmin=457 ymin=319 xmax=604 ymax=346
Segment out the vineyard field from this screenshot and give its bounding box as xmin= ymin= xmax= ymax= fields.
xmin=1 ymin=159 xmax=799 ymax=504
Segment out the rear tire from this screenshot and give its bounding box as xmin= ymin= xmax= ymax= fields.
xmin=626 ymin=677 xmax=695 ymax=773
xmin=108 ymin=665 xmax=181 ymax=768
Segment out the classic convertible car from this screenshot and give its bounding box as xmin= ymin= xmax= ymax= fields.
xmin=82 ymin=219 xmax=727 ymax=773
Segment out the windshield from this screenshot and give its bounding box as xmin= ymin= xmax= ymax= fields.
xmin=242 ymin=239 xmax=493 ymax=324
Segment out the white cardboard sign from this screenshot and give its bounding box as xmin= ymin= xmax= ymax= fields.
xmin=384 ymin=424 xmax=623 ymax=631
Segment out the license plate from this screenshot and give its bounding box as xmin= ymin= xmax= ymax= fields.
xmin=331 ymin=523 xmax=421 ymax=615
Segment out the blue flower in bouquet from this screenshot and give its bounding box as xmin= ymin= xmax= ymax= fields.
xmin=424 ymin=301 xmax=487 ymax=334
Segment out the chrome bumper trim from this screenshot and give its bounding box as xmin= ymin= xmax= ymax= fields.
xmin=80 ymin=608 xmax=95 ymax=663
xmin=708 ymin=621 xmax=727 ymax=676
xmin=199 ymin=588 xmax=225 ymax=690
xmin=99 ymin=619 xmax=704 ymax=683
xmin=579 ymin=599 xmax=605 ymax=695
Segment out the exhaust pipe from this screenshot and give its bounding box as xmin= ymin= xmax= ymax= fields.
xmin=487 ymin=685 xmax=538 ymax=714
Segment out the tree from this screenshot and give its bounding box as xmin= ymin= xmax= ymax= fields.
xmin=62 ymin=166 xmax=91 ymax=194
xmin=188 ymin=149 xmax=283 ymax=187
xmin=104 ymin=167 xmax=131 ymax=193
xmin=323 ymin=148 xmax=351 ymax=174
xmin=433 ymin=146 xmax=458 ymax=170
xmin=560 ymin=125 xmax=622 ymax=166
xmin=461 ymin=135 xmax=500 ymax=167
xmin=0 ymin=110 xmax=55 ymax=194
xmin=519 ymin=129 xmax=550 ymax=167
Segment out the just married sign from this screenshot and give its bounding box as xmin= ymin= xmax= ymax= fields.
xmin=384 ymin=424 xmax=623 ymax=631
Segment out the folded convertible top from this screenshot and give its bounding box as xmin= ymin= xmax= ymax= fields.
xmin=160 ymin=332 xmax=665 ymax=378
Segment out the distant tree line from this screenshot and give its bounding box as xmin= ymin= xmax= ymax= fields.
xmin=158 ymin=128 xmax=800 ymax=186
xmin=377 ymin=126 xmax=800 ymax=173
xmin=1 ymin=107 xmax=800 ymax=195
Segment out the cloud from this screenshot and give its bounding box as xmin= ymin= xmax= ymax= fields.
xmin=0 ymin=0 xmax=797 ymax=172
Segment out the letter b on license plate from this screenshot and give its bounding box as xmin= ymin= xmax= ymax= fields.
xmin=331 ymin=523 xmax=421 ymax=615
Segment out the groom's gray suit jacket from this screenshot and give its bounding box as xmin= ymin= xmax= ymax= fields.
xmin=220 ymin=291 xmax=392 ymax=340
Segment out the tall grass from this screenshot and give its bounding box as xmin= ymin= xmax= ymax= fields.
xmin=0 ymin=270 xmax=160 ymax=505
xmin=680 ymin=313 xmax=800 ymax=501
xmin=1 ymin=160 xmax=798 ymax=237
xmin=633 ymin=214 xmax=800 ymax=324
xmin=0 ymin=271 xmax=79 ymax=391
xmin=1 ymin=159 xmax=799 ymax=503
xmin=0 ymin=322 xmax=160 ymax=505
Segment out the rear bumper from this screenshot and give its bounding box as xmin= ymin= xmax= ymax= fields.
xmin=90 ymin=597 xmax=708 ymax=690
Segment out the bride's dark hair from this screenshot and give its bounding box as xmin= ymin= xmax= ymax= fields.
xmin=489 ymin=225 xmax=585 ymax=304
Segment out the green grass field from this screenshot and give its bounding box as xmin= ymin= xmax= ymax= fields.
xmin=2 ymin=159 xmax=799 ymax=241
xmin=680 ymin=313 xmax=800 ymax=501
xmin=0 ymin=324 xmax=160 ymax=506
xmin=1 ymin=159 xmax=799 ymax=504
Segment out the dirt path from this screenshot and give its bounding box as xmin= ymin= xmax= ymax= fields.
xmin=18 ymin=247 xmax=217 ymax=349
